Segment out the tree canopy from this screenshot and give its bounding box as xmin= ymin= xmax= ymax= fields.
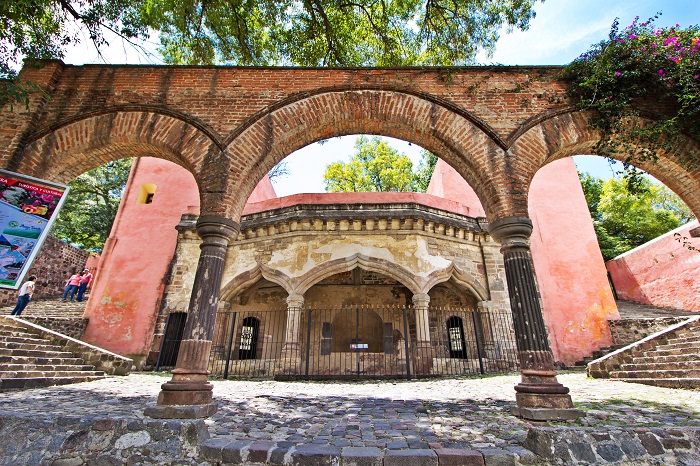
xmin=1 ymin=0 xmax=541 ymax=88
xmin=323 ymin=136 xmax=435 ymax=193
xmin=579 ymin=172 xmax=695 ymax=261
xmin=51 ymin=158 xmax=132 ymax=251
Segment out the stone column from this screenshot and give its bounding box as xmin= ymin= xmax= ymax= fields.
xmin=146 ymin=215 xmax=239 ymax=419
xmin=278 ymin=293 xmax=304 ymax=375
xmin=489 ymin=216 xmax=583 ymax=421
xmin=412 ymin=292 xmax=434 ymax=374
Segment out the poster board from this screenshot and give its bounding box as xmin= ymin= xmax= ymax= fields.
xmin=0 ymin=170 xmax=69 ymax=289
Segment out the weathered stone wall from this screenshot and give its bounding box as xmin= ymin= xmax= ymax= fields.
xmin=0 ymin=413 xmax=208 ymax=465
xmin=608 ymin=317 xmax=692 ymax=347
xmin=0 ymin=235 xmax=90 ymax=306
xmin=151 ymin=206 xmax=508 ymax=365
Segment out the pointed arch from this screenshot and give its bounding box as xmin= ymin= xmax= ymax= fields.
xmin=220 ymin=263 xmax=294 ymax=302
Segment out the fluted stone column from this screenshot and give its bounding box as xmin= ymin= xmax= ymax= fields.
xmin=278 ymin=293 xmax=304 ymax=375
xmin=489 ymin=216 xmax=583 ymax=421
xmin=146 ymin=215 xmax=239 ymax=419
xmin=412 ymin=293 xmax=434 ymax=374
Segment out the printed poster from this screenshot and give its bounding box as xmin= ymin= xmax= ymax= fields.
xmin=0 ymin=170 xmax=69 ymax=289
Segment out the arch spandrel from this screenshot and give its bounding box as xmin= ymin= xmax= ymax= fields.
xmin=13 ymin=111 xmax=215 ymax=188
xmin=510 ymin=110 xmax=700 ymax=218
xmin=217 ymin=89 xmax=510 ymax=223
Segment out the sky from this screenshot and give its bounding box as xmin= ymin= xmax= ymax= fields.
xmin=61 ymin=0 xmax=700 ymax=196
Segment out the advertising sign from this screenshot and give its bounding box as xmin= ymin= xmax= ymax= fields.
xmin=0 ymin=170 xmax=69 ymax=289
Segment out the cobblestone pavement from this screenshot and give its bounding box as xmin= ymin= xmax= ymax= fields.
xmin=1 ymin=371 xmax=698 ymax=452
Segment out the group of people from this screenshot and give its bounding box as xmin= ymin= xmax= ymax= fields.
xmin=7 ymin=268 xmax=94 ymax=317
xmin=62 ymin=269 xmax=93 ymax=302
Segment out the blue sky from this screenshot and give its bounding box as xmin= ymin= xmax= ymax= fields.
xmin=62 ymin=0 xmax=700 ymax=196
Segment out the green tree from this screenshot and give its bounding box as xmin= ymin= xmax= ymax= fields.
xmin=324 ymin=136 xmax=414 ymax=192
xmin=51 ymin=158 xmax=132 ymax=251
xmin=413 ymin=150 xmax=439 ymax=192
xmin=579 ymin=171 xmax=695 ymax=260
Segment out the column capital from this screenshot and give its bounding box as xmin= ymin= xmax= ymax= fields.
xmin=412 ymin=292 xmax=430 ymax=308
xmin=488 ymin=216 xmax=532 ymax=251
xmin=196 ymin=215 xmax=240 ymax=245
xmin=286 ymin=293 xmax=305 ymax=310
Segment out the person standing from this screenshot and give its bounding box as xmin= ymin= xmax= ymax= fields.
xmin=76 ymin=269 xmax=93 ymax=302
xmin=10 ymin=275 xmax=37 ymax=316
xmin=62 ymin=272 xmax=81 ymax=302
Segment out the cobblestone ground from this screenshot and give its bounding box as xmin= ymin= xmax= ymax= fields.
xmin=1 ymin=372 xmax=698 ymax=451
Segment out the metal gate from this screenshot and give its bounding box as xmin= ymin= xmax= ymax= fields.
xmin=206 ymin=306 xmax=518 ymax=380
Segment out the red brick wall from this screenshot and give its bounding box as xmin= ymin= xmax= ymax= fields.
xmin=0 ymin=235 xmax=90 ymax=306
xmin=2 ymin=62 xmax=699 ymax=225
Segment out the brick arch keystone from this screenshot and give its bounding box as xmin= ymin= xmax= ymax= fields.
xmin=218 ymin=89 xmax=509 ymax=222
xmin=13 ymin=110 xmax=220 ymax=187
xmin=511 ymin=111 xmax=700 ymax=218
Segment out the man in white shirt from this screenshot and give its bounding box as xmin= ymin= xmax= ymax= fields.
xmin=10 ymin=274 xmax=36 ymax=316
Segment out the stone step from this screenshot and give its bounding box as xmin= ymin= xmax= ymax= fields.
xmin=0 ymin=355 xmax=85 ymax=365
xmin=610 ymin=369 xmax=700 ymax=379
xmin=0 ymin=341 xmax=64 ymax=352
xmin=0 ymin=369 xmax=105 ymax=378
xmin=633 ymin=354 xmax=700 ymax=364
xmin=1 ymin=363 xmax=97 ymax=372
xmin=1 ymin=335 xmax=52 ymax=345
xmin=655 ymin=341 xmax=700 ymax=351
xmin=619 ymin=361 xmax=700 ymax=371
xmin=0 ymin=348 xmax=75 ymax=358
xmin=0 ymin=375 xmax=105 ymax=390
xmin=614 ymin=378 xmax=700 ymax=389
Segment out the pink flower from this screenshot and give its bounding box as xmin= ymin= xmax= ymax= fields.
xmin=658 ymin=69 xmax=664 ymax=75
xmin=615 ymin=71 xmax=621 ymax=77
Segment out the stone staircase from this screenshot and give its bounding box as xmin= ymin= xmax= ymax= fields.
xmin=587 ymin=315 xmax=700 ymax=389
xmin=0 ymin=316 xmax=132 ymax=390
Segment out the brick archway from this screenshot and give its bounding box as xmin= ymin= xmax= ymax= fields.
xmin=512 ymin=111 xmax=700 ymax=217
xmin=220 ymin=89 xmax=508 ymax=222
xmin=15 ymin=110 xmax=217 ymax=187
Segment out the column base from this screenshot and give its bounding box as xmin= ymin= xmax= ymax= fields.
xmin=414 ymin=341 xmax=434 ymax=375
xmin=145 ymin=402 xmax=218 ymax=419
xmin=512 ymin=369 xmax=584 ymax=421
xmin=155 ymin=367 xmax=214 ymax=406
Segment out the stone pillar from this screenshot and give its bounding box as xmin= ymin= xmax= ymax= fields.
xmin=146 ymin=215 xmax=239 ymax=419
xmin=412 ymin=293 xmax=434 ymax=374
xmin=489 ymin=216 xmax=583 ymax=421
xmin=278 ymin=293 xmax=304 ymax=375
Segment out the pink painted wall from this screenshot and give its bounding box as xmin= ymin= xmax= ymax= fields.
xmin=606 ymin=220 xmax=700 ymax=311
xmin=428 ymin=158 xmax=618 ymax=364
xmin=528 ymin=158 xmax=618 ymax=364
xmin=83 ymin=157 xmax=277 ymax=363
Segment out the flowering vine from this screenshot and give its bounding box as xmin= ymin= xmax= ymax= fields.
xmin=563 ymin=15 xmax=700 ymax=171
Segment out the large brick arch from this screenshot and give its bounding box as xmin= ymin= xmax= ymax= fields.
xmin=218 ymin=89 xmax=508 ymax=222
xmin=510 ymin=111 xmax=700 ymax=218
xmin=13 ymin=110 xmax=219 ymax=186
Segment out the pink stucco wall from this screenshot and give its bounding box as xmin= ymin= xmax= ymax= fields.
xmin=82 ymin=158 xmax=201 ymax=362
xmin=528 ymin=158 xmax=618 ymax=364
xmin=428 ymin=158 xmax=618 ymax=364
xmin=606 ymin=220 xmax=700 ymax=311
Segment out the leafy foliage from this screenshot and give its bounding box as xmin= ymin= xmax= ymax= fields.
xmin=120 ymin=0 xmax=539 ymax=67
xmin=1 ymin=0 xmax=148 ymax=106
xmin=51 ymin=158 xmax=132 ymax=251
xmin=323 ymin=136 xmax=435 ymax=192
xmin=579 ymin=171 xmax=695 ymax=260
xmin=564 ymin=15 xmax=700 ymax=168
